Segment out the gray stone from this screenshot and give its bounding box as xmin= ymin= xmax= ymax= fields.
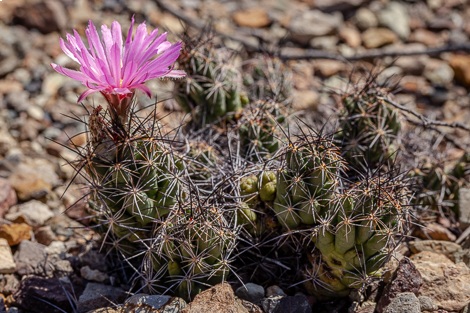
xmin=378 ymin=2 xmax=410 ymax=39
xmin=354 ymin=7 xmax=378 ymax=30
xmin=236 ymin=283 xmax=265 ymax=305
xmin=77 ymin=283 xmax=126 ymax=313
xmin=383 ymin=292 xmax=420 ymax=313
xmin=6 ymin=200 xmax=54 ymax=227
xmin=423 ymin=59 xmax=454 ymax=86
xmin=458 ymin=188 xmax=470 ymax=227
xmin=272 ymin=295 xmax=311 ymax=313
xmin=14 ymin=240 xmax=46 ymax=276
xmin=418 ymin=296 xmax=437 ymax=312
xmin=80 ymin=266 xmax=109 ymax=283
xmin=0 ymin=239 xmax=16 ymax=274
xmin=289 ymin=10 xmax=342 ymax=43
xmin=126 ymin=294 xmax=171 ymax=309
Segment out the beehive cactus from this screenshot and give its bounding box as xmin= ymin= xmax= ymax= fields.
xmin=243 ymin=56 xmax=293 ymax=105
xmin=337 ymin=82 xmax=400 ymax=169
xmin=175 ymin=39 xmax=248 ymax=126
xmin=237 ymin=100 xmax=285 ymax=161
xmin=304 ymin=174 xmax=409 ymax=298
xmin=235 ymin=130 xmax=410 ymax=298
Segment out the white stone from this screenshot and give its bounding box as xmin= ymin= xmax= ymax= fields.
xmin=0 ymin=238 xmax=16 ymax=274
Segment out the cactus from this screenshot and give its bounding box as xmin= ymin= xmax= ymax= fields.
xmin=337 ymin=81 xmax=400 ymax=170
xmin=78 ymin=104 xmax=238 ymax=299
xmin=235 ymin=129 xmax=410 ymax=298
xmin=237 ymin=100 xmax=286 ymax=161
xmin=413 ymin=152 xmax=470 ymax=220
xmin=175 ymin=39 xmax=248 ymax=126
xmin=304 ymin=173 xmax=409 ymax=299
xmin=243 ymin=56 xmax=293 ymax=105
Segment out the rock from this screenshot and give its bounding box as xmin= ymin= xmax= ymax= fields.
xmin=182 ymin=283 xmax=250 ymax=313
xmin=383 ymin=292 xmax=420 ymax=313
xmin=410 ymin=28 xmax=442 ymax=46
xmin=288 ymin=10 xmax=342 ymax=43
xmin=338 ymin=26 xmax=361 ymax=48
xmin=309 ymin=36 xmax=338 ymax=50
xmin=13 ymin=240 xmax=46 ymax=276
xmin=272 ymin=295 xmax=311 ymax=313
xmin=292 ymin=90 xmax=319 ymax=110
xmin=449 ymin=54 xmax=470 ymax=87
xmin=233 ymin=8 xmax=271 ymax=28
xmin=160 ymin=297 xmax=188 ymax=313
xmin=77 ymin=282 xmax=126 ymax=313
xmin=0 ymin=223 xmax=32 ymax=246
xmin=458 ymin=188 xmax=470 ymax=227
xmin=376 ymin=257 xmax=422 ymax=313
xmin=377 ymin=2 xmax=410 ymax=39
xmin=394 ymin=55 xmax=428 ymax=76
xmin=8 ymin=158 xmax=60 ymax=201
xmin=0 ymin=239 xmax=16 ymax=274
xmin=12 ymin=0 xmax=67 ymax=34
xmin=354 ymin=7 xmax=378 ymax=31
xmin=423 ymin=59 xmax=454 ymax=86
xmin=413 ymin=223 xmax=457 ymax=241
xmin=126 ymin=294 xmax=171 ymax=309
xmin=80 ymin=266 xmax=109 ymax=283
xmin=13 ymin=276 xmax=78 ymax=313
xmin=411 ymin=251 xmax=470 ymax=312
xmin=266 ymin=285 xmax=286 ymax=298
xmin=34 ymin=225 xmax=57 ymax=246
xmin=8 ymin=172 xmax=51 ymax=201
xmin=236 ymin=283 xmax=265 ymax=305
xmin=0 ymin=274 xmax=20 ymax=296
xmin=78 ymin=248 xmax=108 ymax=272
xmin=6 ymin=200 xmax=54 ymax=228
xmin=314 ymin=60 xmax=345 ymax=78
xmin=313 ymin=0 xmax=367 ymax=12
xmin=418 ymin=296 xmax=437 ymax=312
xmin=0 ymin=179 xmax=17 ymax=218
xmin=362 ymin=28 xmax=398 ymax=49
xmin=261 ymin=296 xmax=283 ymax=313
xmin=409 ymin=240 xmax=462 ymax=261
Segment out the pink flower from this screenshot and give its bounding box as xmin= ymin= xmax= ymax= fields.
xmin=51 ymin=17 xmax=185 ymax=120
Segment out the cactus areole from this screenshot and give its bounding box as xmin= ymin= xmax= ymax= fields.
xmin=51 ymin=17 xmax=185 ymax=125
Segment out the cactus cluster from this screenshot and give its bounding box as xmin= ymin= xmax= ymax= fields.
xmin=62 ymin=20 xmax=414 ymax=303
xmin=235 ymin=130 xmax=409 ymax=298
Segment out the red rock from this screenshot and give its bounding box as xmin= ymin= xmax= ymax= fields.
xmin=376 ymin=257 xmax=422 ymax=313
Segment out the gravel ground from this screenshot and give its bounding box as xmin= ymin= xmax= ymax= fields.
xmin=0 ymin=0 xmax=469 ymax=312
